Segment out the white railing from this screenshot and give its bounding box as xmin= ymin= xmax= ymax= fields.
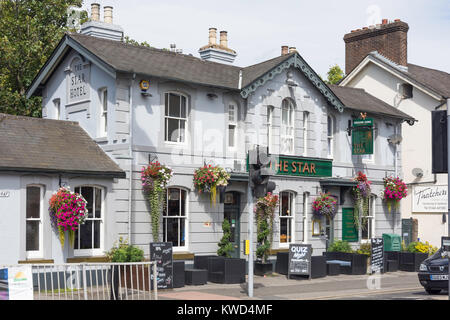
xmin=1 ymin=262 xmax=158 ymax=300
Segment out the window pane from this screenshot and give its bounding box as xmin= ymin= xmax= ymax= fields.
xmin=167 ymin=118 xmax=179 ymax=142
xmin=280 ymin=218 xmax=291 ymax=243
xmin=164 ymin=218 xmax=179 ymax=247
xmin=26 ymin=221 xmax=39 ymax=251
xmin=94 ymin=220 xmax=101 ymax=249
xmin=180 ymin=218 xmax=185 ymax=247
xmin=79 ymin=220 xmax=93 ymax=249
xmin=167 ymin=189 xmax=180 ymax=216
xmin=180 ymin=190 xmax=186 ymax=216
xmin=169 ymin=93 xmax=181 ymax=117
xmin=228 ymin=125 xmax=235 ymax=147
xmin=180 ymin=96 xmax=187 ymax=118
xmin=81 ymin=187 xmax=94 ymax=218
xmin=361 ymin=218 xmax=369 ymax=240
xmin=229 ymin=105 xmax=235 ymax=122
xmin=282 ymin=107 xmax=288 ymax=125
xmin=179 ymin=120 xmax=186 ymax=143
xmin=281 ymin=192 xmax=291 ymax=216
xmin=95 ymin=188 xmax=102 ymax=218
xmin=165 ymin=93 xmax=169 ymax=116
xmin=26 ymin=187 xmax=40 ymax=219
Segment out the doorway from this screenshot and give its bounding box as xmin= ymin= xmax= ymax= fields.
xmin=223 ymin=192 xmax=241 ymax=258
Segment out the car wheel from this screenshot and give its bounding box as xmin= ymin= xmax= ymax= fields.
xmin=425 ymin=288 xmax=441 ymax=295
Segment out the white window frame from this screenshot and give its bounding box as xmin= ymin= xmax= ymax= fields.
xmin=228 ymin=102 xmax=238 ymax=150
xmin=164 ymin=92 xmax=188 ymax=144
xmin=281 ymin=99 xmax=295 ymax=155
xmin=361 ymin=195 xmax=376 ymax=243
xmin=327 ymin=115 xmax=334 ymax=158
xmin=279 ymin=191 xmax=295 ymax=247
xmin=54 ymin=99 xmax=61 ymax=120
xmin=99 ymin=88 xmax=108 ymax=137
xmin=267 ymin=105 xmax=274 ymax=151
xmin=302 ymin=111 xmax=309 ymax=156
xmin=163 ymin=187 xmax=189 ymax=252
xmin=362 ymin=122 xmax=377 ymax=163
xmin=303 ymin=192 xmax=309 ymax=243
xmin=26 ymin=185 xmax=44 ymax=259
xmin=73 ymin=186 xmax=105 ymax=257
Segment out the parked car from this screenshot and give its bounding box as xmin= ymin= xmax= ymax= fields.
xmin=418 ymin=248 xmax=449 ymax=294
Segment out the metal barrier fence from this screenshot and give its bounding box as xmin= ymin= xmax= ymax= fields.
xmin=1 ymin=262 xmax=158 ymax=300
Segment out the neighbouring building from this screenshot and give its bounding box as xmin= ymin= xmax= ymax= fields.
xmin=340 ymin=18 xmax=450 ymax=248
xmin=22 ymin=4 xmax=415 ymax=264
xmin=0 ymin=113 xmax=125 ymax=265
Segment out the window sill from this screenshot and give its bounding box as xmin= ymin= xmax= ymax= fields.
xmin=67 ymin=256 xmax=110 ymax=263
xmin=95 ymin=136 xmax=108 ymax=143
xmin=18 ymin=259 xmax=54 ymax=264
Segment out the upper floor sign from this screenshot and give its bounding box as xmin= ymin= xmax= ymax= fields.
xmin=352 ymin=118 xmax=374 ymax=155
xmin=68 ymin=56 xmax=90 ymax=104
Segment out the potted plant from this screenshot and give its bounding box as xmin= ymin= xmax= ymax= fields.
xmin=312 ymin=193 xmax=337 ymax=219
xmin=381 ymin=176 xmax=407 ymax=213
xmin=209 ymin=219 xmax=246 ymax=284
xmin=399 ymin=241 xmax=437 ymax=272
xmin=105 ymin=237 xmax=146 ymax=299
xmin=254 ymin=192 xmax=279 ymax=276
xmin=356 ymin=242 xmax=371 ymax=273
xmin=49 ymin=187 xmax=88 ymax=249
xmin=324 ymin=240 xmax=368 ymax=275
xmin=351 ymin=171 xmax=371 ymax=229
xmin=141 ymin=161 xmax=173 ymax=242
xmin=193 ymin=164 xmax=230 ymax=207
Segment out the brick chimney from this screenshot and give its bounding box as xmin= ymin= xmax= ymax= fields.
xmin=281 ymin=45 xmax=289 ymax=56
xmin=343 ymin=19 xmax=409 ymax=74
xmin=199 ymin=27 xmax=237 ymax=64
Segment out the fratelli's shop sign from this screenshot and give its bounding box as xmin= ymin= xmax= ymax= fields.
xmin=412 ymin=185 xmax=448 ymax=213
xmin=270 ymin=156 xmax=332 ymax=177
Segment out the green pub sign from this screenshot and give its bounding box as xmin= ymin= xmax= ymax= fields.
xmin=352 ymin=118 xmax=374 ymax=155
xmin=270 ymin=156 xmax=332 ymax=177
xmin=342 ymin=207 xmax=358 ymax=242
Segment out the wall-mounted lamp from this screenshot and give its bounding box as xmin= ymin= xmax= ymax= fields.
xmin=140 ymin=80 xmax=152 ymax=97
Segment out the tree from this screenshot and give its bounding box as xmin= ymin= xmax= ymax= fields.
xmin=326 ymin=64 xmax=345 ymax=85
xmin=0 ymin=0 xmax=85 ymax=117
xmin=124 ymin=35 xmax=151 ymax=48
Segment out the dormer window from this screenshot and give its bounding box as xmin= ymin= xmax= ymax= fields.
xmin=400 ymin=83 xmax=413 ymax=99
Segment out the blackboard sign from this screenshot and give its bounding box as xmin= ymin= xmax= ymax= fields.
xmin=288 ymin=244 xmax=312 ymax=279
xmin=149 ymin=242 xmax=173 ymax=289
xmin=371 ymin=238 xmax=384 ymax=274
xmin=342 ymin=208 xmax=358 ymax=242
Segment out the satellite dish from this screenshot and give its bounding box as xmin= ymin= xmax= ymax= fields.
xmin=412 ymin=168 xmax=424 ymax=178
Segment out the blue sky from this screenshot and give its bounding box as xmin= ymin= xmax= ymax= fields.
xmin=81 ymin=0 xmax=450 ymax=78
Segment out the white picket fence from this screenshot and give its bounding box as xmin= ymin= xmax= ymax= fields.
xmin=1 ymin=262 xmax=158 ymax=300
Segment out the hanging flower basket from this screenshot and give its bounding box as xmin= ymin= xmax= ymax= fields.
xmin=254 ymin=192 xmax=279 ymax=263
xmin=382 ymin=176 xmax=407 ymax=213
xmin=351 ymin=171 xmax=372 ymax=229
xmin=312 ymin=193 xmax=338 ymax=219
xmin=49 ymin=187 xmax=88 ymax=249
xmin=193 ymin=164 xmax=230 ymax=206
xmin=141 ymin=161 xmax=173 ymax=242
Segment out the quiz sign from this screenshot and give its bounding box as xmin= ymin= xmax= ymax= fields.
xmin=412 ymin=185 xmax=448 ymax=213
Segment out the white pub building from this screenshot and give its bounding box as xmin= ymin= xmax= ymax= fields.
xmin=18 ymin=4 xmax=416 ymax=264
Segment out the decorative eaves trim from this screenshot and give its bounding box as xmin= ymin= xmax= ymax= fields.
xmin=240 ymin=53 xmax=345 ymax=112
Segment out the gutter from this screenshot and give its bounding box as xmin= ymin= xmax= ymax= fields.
xmin=128 ymin=73 xmax=136 ymax=242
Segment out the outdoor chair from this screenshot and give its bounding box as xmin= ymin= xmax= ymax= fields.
xmin=173 ymin=261 xmax=185 ymax=288
xmin=275 ymin=252 xmax=289 ymax=275
xmin=207 ymin=257 xmax=246 ymax=284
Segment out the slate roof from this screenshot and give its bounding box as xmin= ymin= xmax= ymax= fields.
xmin=329 ymin=85 xmax=415 ymax=122
xmin=27 ymin=33 xmax=415 ymax=122
xmin=0 ymin=113 xmax=125 ymax=178
xmin=406 ymin=63 xmax=450 ymax=99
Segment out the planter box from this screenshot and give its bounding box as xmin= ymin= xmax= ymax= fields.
xmin=323 ymin=252 xmax=368 ymax=275
xmin=207 ymin=257 xmax=246 ymax=284
xmin=194 ymin=255 xmax=217 ymax=270
xmin=311 ymin=256 xmax=327 ymax=279
xmin=254 ymin=262 xmax=273 ymax=276
xmin=399 ymin=252 xmax=429 ymax=272
xmin=275 ymin=252 xmax=289 ymax=275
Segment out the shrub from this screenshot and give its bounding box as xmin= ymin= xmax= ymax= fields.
xmin=327 ymin=240 xmax=353 ymax=253
xmin=217 ymin=219 xmax=233 ymax=258
xmin=106 ymin=237 xmax=144 ymax=262
xmin=406 ymin=241 xmax=438 ymax=256
xmin=356 ymin=243 xmax=371 ymax=256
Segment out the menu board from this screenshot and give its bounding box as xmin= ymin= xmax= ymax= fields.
xmin=149 ymin=242 xmax=173 ymax=289
xmin=288 ymin=244 xmax=312 ymax=279
xmin=371 ymin=238 xmax=384 ymax=274
xmin=342 ymin=208 xmax=358 ymax=242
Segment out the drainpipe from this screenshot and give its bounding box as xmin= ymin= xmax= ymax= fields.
xmin=128 ymin=73 xmax=136 ymax=242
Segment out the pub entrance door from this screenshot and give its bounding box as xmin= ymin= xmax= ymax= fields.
xmin=223 ymin=192 xmax=241 ymax=259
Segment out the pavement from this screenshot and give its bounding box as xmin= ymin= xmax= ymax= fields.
xmin=157 ymin=271 xmax=449 ymax=300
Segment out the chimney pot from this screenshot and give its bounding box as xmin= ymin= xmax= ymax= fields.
xmin=104 ymin=6 xmax=113 ymax=24
xmin=208 ymin=28 xmax=217 ymax=45
xmin=91 ymin=3 xmax=100 ymax=21
xmin=220 ymin=31 xmax=228 ymax=48
xmin=394 ymin=19 xmax=401 ymax=22
xmin=281 ymin=45 xmax=289 ymax=56
xmin=363 ymin=27 xmax=368 ymax=30
xmin=289 ymin=47 xmax=297 ymax=53
xmin=382 ymin=18 xmax=388 ymax=25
